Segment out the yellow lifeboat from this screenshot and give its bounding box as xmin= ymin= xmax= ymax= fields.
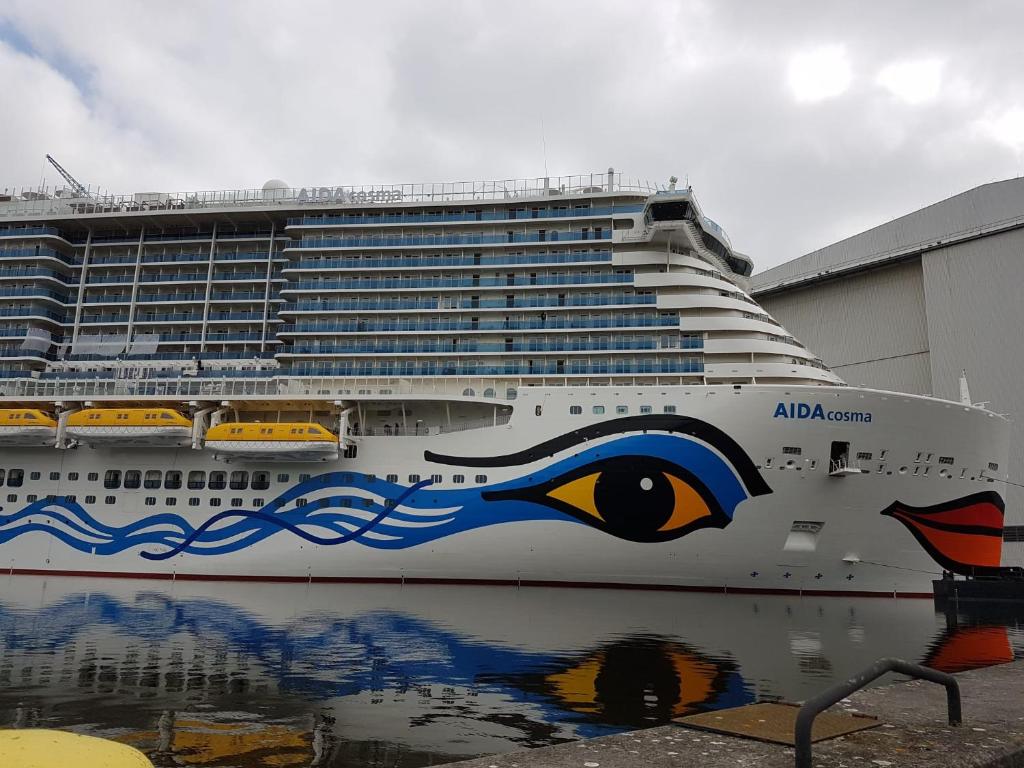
xmin=0 ymin=408 xmax=58 ymax=446
xmin=66 ymin=408 xmax=193 ymax=447
xmin=205 ymin=422 xmax=339 ymax=461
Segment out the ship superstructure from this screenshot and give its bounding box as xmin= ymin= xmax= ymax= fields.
xmin=0 ymin=171 xmax=1008 ymax=594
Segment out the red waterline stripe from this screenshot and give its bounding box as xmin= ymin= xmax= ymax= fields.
xmin=2 ymin=567 xmax=933 ymax=599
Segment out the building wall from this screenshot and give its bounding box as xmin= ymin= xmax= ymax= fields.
xmin=758 ymin=259 xmax=932 ymax=394
xmin=920 ymin=227 xmax=1024 ymax=522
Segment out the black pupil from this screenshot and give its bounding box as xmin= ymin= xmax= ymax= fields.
xmin=593 ymin=459 xmax=674 ymax=535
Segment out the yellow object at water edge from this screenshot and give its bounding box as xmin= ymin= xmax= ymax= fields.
xmin=0 ymin=729 xmax=153 ymax=768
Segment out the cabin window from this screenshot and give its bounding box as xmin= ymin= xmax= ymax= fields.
xmin=783 ymin=447 xmax=802 ymax=455
xmin=166 ymin=497 xmax=176 ymax=506
xmin=105 ymin=496 xmax=116 ymax=504
xmin=277 ymin=473 xmax=290 ymax=483
xmin=939 ymin=456 xmax=954 ymax=465
xmin=252 ymin=472 xmax=269 ymax=490
xmin=6 ymin=494 xmax=15 ymax=502
xmin=343 ymin=445 xmax=358 ymax=458
xmin=160 ymin=412 xmax=174 ymax=420
xmin=85 ymin=495 xmax=95 ymax=504
xmin=0 ymin=469 xmax=4 ymax=485
xmin=208 ymin=471 xmax=226 ymax=490
xmin=409 ymin=474 xmax=421 ymax=483
xmin=68 ymin=472 xmax=78 ymax=481
xmin=88 ymin=472 xmax=98 ymax=481
xmin=189 ymin=498 xmax=200 ymax=507
xmin=253 ymin=498 xmax=264 ymax=507
xmin=49 ymin=471 xmax=60 ymax=481
xmin=569 ymin=405 xmax=582 ymax=415
xmin=27 ymin=494 xmax=37 ymax=502
xmin=103 ymin=470 xmax=121 ymax=489
xmin=30 ymin=471 xmax=40 ymax=480
xmin=362 ymin=498 xmax=373 ymax=508
xmin=230 ymin=471 xmax=248 ymax=490
xmin=856 ymin=452 xmax=873 ymax=461
xmin=592 ymin=405 xmax=605 ymax=415
xmin=210 ymin=498 xmax=222 ymax=507
xmin=640 ymin=405 xmax=653 ymax=414
xmin=144 ymin=470 xmax=162 ymax=489
xmin=164 ymin=471 xmax=182 ymax=490
xmin=124 ymin=471 xmax=141 ymax=489
xmin=475 ymin=474 xmax=488 ymax=483
xmin=430 ymin=474 xmax=442 ymax=483
xmin=145 ymin=497 xmax=156 ymax=506
xmin=187 ymin=471 xmax=206 ymax=490
xmin=452 ymin=474 xmax=465 ymax=484
xmin=231 ymin=498 xmax=243 ymax=507
xmin=295 ymin=498 xmax=307 ymax=508
xmin=616 ymin=405 xmax=628 ymax=415
xmin=299 ymin=474 xmax=311 ymax=482
xmin=386 ymin=474 xmax=398 ymax=483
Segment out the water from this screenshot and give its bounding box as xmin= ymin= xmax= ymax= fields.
xmin=1 ymin=576 xmax=1022 ymax=767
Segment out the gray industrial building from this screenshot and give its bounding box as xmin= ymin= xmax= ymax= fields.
xmin=751 ymin=177 xmax=1024 ymax=523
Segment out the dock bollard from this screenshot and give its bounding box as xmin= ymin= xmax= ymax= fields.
xmin=0 ymin=729 xmax=154 ymax=767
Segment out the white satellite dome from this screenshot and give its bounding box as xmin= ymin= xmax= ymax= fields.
xmin=261 ymin=179 xmax=291 ymax=200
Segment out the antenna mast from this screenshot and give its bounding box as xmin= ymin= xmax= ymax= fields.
xmin=45 ymin=154 xmax=90 ymax=197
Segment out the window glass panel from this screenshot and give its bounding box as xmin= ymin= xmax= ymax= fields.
xmin=164 ymin=471 xmax=182 ymax=490
xmin=7 ymin=469 xmax=22 ymax=487
xmin=229 ymin=471 xmax=248 ymax=490
xmin=123 ymin=470 xmax=141 ymax=489
xmin=251 ymin=471 xmax=269 ymax=490
xmin=208 ymin=471 xmax=226 ymax=490
xmin=187 ymin=471 xmax=205 ymax=490
xmin=103 ymin=470 xmax=121 ymax=489
xmin=144 ymin=470 xmax=162 ymax=489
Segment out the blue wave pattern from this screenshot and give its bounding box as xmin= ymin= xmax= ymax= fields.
xmin=0 ymin=433 xmax=754 ymax=558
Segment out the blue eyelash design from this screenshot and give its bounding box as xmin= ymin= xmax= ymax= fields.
xmin=0 ymin=431 xmax=766 ymax=558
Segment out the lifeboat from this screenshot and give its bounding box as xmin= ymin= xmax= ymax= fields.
xmin=66 ymin=408 xmax=193 ymax=447
xmin=0 ymin=408 xmax=58 ymax=446
xmin=205 ymin=422 xmax=339 ymax=461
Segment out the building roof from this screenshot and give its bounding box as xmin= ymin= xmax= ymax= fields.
xmin=751 ymin=177 xmax=1024 ymax=296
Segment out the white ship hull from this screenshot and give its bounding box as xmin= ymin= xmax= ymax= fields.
xmin=0 ymin=384 xmax=1009 ymax=596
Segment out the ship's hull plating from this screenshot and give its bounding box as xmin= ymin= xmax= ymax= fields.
xmin=0 ymin=385 xmax=1009 ymax=595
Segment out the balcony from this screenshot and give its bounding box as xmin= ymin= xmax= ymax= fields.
xmin=278 ymin=314 xmax=679 ymax=335
xmin=285 ymin=204 xmax=642 ymax=228
xmin=289 ymin=230 xmax=613 ymax=250
xmin=285 ymin=250 xmax=612 ymax=272
xmin=280 ymin=273 xmax=631 ymax=293
xmin=282 ymin=293 xmax=656 ymax=313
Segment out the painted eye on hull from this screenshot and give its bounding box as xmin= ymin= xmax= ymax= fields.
xmin=483 ymin=455 xmax=729 ymax=542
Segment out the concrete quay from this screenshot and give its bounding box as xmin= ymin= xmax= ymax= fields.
xmin=446 ymin=660 xmax=1024 ymax=767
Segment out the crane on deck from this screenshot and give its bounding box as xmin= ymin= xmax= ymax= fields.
xmin=45 ymin=154 xmax=91 ymax=198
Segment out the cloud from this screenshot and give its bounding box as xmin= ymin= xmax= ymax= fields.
xmin=0 ymin=0 xmax=1021 ymax=270
xmin=787 ymin=45 xmax=853 ymax=103
xmin=877 ymin=59 xmax=944 ymax=104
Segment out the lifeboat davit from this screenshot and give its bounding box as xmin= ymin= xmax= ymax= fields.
xmin=66 ymin=408 xmax=193 ymax=447
xmin=0 ymin=408 xmax=58 ymax=446
xmin=205 ymin=422 xmax=339 ymax=461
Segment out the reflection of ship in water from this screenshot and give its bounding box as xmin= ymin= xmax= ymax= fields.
xmin=495 ymin=637 xmax=749 ymax=727
xmin=923 ymin=600 xmax=1022 ymax=674
xmin=0 ymin=577 xmax=1021 ymax=766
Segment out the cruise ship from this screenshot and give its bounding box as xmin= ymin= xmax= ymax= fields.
xmin=0 ymin=170 xmax=1009 ymax=595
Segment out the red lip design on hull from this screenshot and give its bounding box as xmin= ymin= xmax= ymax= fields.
xmin=881 ymin=491 xmax=1004 ymax=575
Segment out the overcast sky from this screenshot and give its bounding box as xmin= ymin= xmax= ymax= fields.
xmin=1 ymin=1 xmax=1021 ymax=270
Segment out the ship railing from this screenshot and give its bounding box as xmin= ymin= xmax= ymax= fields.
xmin=0 ymin=173 xmax=662 ymax=218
